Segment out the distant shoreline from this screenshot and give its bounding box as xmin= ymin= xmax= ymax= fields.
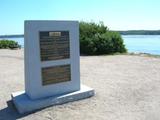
xmin=0 ymin=30 xmax=160 ymax=37
xmin=0 ymin=34 xmax=24 ymax=38
xmin=116 ymin=30 xmax=160 ymax=35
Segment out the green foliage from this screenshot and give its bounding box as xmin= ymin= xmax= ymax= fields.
xmin=80 ymin=21 xmax=127 ymax=55
xmin=0 ymin=40 xmax=21 ymax=49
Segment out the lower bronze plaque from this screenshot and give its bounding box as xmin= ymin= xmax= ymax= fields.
xmin=42 ymin=65 xmax=71 ymax=85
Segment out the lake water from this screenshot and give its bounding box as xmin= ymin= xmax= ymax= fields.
xmin=122 ymin=35 xmax=160 ymax=55
xmin=0 ymin=35 xmax=160 ymax=55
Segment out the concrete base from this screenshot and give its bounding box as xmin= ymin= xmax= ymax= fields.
xmin=11 ymin=85 xmax=94 ymax=114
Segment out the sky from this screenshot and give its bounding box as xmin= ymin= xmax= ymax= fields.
xmin=0 ymin=0 xmax=160 ymax=35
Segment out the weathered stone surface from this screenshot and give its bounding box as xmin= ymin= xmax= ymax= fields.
xmin=12 ymin=85 xmax=95 ymax=114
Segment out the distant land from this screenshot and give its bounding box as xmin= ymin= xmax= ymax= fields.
xmin=0 ymin=30 xmax=160 ymax=38
xmin=116 ymin=30 xmax=160 ymax=35
xmin=0 ymin=34 xmax=24 ymax=38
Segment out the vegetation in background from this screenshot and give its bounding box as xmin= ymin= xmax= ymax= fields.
xmin=0 ymin=40 xmax=21 ymax=49
xmin=80 ymin=21 xmax=127 ymax=55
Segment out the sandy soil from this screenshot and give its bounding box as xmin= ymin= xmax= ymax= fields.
xmin=0 ymin=49 xmax=160 ymax=120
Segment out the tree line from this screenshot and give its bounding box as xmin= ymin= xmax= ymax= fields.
xmin=116 ymin=30 xmax=160 ymax=35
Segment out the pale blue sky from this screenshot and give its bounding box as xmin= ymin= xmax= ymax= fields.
xmin=0 ymin=0 xmax=160 ymax=34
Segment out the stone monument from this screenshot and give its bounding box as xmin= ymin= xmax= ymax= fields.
xmin=11 ymin=20 xmax=94 ymax=114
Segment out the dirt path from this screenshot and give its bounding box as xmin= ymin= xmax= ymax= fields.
xmin=0 ymin=49 xmax=160 ymax=120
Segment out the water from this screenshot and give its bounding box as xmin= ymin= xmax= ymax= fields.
xmin=122 ymin=35 xmax=160 ymax=55
xmin=0 ymin=35 xmax=160 ymax=55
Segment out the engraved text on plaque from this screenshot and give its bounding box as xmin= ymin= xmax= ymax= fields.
xmin=40 ymin=31 xmax=70 ymax=61
xmin=42 ymin=65 xmax=71 ymax=85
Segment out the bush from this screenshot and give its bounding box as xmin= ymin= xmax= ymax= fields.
xmin=80 ymin=21 xmax=127 ymax=55
xmin=0 ymin=40 xmax=21 ymax=49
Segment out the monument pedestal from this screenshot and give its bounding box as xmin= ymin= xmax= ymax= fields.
xmin=11 ymin=84 xmax=94 ymax=114
xmin=11 ymin=21 xmax=94 ymax=114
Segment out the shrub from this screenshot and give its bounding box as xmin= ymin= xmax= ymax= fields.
xmin=80 ymin=21 xmax=127 ymax=55
xmin=0 ymin=40 xmax=21 ymax=49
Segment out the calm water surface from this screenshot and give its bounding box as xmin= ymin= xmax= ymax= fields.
xmin=122 ymin=35 xmax=160 ymax=55
xmin=0 ymin=35 xmax=160 ymax=55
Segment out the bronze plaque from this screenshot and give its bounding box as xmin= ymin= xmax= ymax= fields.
xmin=39 ymin=31 xmax=70 ymax=61
xmin=42 ymin=65 xmax=71 ymax=85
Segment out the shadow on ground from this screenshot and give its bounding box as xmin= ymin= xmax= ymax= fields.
xmin=0 ymin=100 xmax=34 ymax=120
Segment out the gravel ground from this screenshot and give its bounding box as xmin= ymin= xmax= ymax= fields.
xmin=0 ymin=49 xmax=160 ymax=120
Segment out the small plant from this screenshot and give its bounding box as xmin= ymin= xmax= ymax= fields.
xmin=0 ymin=40 xmax=21 ymax=49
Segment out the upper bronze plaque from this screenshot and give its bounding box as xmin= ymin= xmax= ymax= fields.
xmin=40 ymin=31 xmax=70 ymax=61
